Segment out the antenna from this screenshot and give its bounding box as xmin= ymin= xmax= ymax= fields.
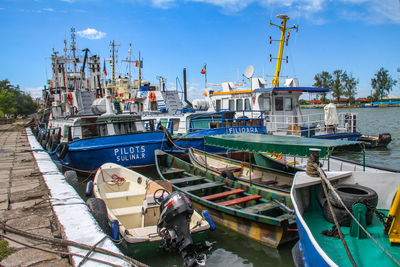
xmin=244 ymin=65 xmax=254 ymax=79
xmin=269 ymin=14 xmax=298 ymax=87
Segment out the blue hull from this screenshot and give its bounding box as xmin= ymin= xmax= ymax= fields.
xmin=312 ymin=132 xmax=362 ymax=142
xmin=60 ymin=126 xmax=265 ymax=171
xmin=294 ymin=215 xmax=330 ymax=267
xmin=164 ymin=126 xmax=266 ymax=153
xmin=61 ymin=131 xmax=165 ymax=171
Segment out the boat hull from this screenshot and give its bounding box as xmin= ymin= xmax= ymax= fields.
xmin=155 ymin=150 xmax=298 ymax=248
xmin=61 ymin=131 xmax=165 ymax=171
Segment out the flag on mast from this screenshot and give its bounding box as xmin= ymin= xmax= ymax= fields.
xmin=201 ymin=64 xmax=206 ymax=74
xmin=103 ymin=60 xmax=107 ymax=76
xmin=136 ymin=60 xmax=143 ymax=68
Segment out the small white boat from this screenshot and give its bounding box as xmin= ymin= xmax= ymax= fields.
xmin=90 ymin=163 xmax=210 ymax=259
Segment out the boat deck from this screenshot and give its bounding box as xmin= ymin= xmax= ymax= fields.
xmin=303 ymin=205 xmax=400 ymax=266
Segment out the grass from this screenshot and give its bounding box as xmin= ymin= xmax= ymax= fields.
xmin=0 ymin=240 xmax=14 ymax=260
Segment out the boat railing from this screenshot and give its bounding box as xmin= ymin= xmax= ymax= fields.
xmin=188 ymin=112 xmax=264 ymax=132
xmin=265 ymin=112 xmax=358 ymax=136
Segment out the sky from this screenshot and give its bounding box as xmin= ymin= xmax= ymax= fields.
xmin=1 ymin=0 xmax=400 ymax=101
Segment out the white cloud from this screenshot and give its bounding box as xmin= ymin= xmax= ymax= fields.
xmin=151 ymin=0 xmax=175 ymax=9
xmin=43 ymin=8 xmax=55 ymax=12
xmin=27 ymin=87 xmax=43 ymax=99
xmin=0 ymin=8 xmax=4 ymax=10
xmin=60 ymin=0 xmax=75 ymax=3
xmin=77 ymin=28 xmax=106 ymax=40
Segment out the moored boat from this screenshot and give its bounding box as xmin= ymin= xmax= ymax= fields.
xmin=253 ymin=151 xmax=400 ymax=174
xmin=291 ymin=151 xmax=400 ymax=266
xmin=155 ymin=149 xmax=297 ymax=248
xmin=90 ymin=163 xmax=210 ymax=263
xmin=188 ymin=147 xmax=294 ymax=192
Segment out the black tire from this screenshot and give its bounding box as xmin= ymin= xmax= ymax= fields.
xmin=64 ymin=170 xmax=79 ymax=189
xmin=46 ymin=134 xmax=53 ymax=151
xmin=50 ymin=135 xmax=59 ymax=152
xmin=86 ymin=198 xmax=109 ymax=234
xmin=221 ymin=169 xmax=236 ymax=181
xmin=322 ymin=201 xmax=374 ymax=227
xmin=57 ymin=143 xmax=68 ymax=159
xmin=328 ymin=184 xmax=378 ymax=210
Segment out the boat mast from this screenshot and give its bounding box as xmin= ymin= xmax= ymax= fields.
xmin=122 ymin=43 xmax=134 ymax=81
xmin=138 ymin=50 xmax=142 ymax=89
xmin=71 ymin=27 xmax=77 ymax=73
xmin=110 ymin=40 xmax=119 ymax=81
xmin=269 ymin=15 xmax=298 ymax=87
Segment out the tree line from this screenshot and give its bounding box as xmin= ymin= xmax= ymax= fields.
xmin=313 ymin=67 xmax=398 ymax=103
xmin=0 ymin=79 xmax=39 ymax=117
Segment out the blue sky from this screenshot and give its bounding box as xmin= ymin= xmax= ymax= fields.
xmin=1 ymin=0 xmax=400 ymax=101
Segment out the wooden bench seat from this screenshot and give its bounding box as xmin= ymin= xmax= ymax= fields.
xmin=260 ymin=180 xmax=278 ymax=186
xmin=162 ymin=168 xmax=185 ymax=176
xmin=218 ymin=195 xmax=261 ymax=207
xmin=181 ymin=182 xmax=223 ymax=192
xmin=169 ymin=176 xmax=204 ymax=184
xmin=128 ymin=225 xmax=158 ymax=237
xmin=103 ymin=190 xmax=145 ymax=199
xmin=240 ymin=202 xmax=279 ymax=213
xmin=111 ymin=206 xmax=142 ymax=216
xmin=202 ymin=189 xmax=244 ymax=201
xmin=216 ymin=166 xmax=242 ymax=172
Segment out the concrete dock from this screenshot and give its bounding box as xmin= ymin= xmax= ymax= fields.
xmin=0 ymin=122 xmax=136 ymax=267
xmin=0 ymin=122 xmax=70 ymax=266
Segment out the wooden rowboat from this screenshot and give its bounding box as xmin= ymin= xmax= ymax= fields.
xmin=188 ymin=147 xmax=294 ymax=193
xmin=91 ymin=162 xmax=210 ymax=255
xmin=253 ymin=152 xmax=400 ymax=174
xmin=155 ymin=150 xmax=297 ymax=248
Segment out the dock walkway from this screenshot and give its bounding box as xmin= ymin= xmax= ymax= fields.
xmin=0 ymin=122 xmax=137 ymax=267
xmin=0 ymin=123 xmax=70 ymax=266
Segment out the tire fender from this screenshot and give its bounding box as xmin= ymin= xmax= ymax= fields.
xmin=221 ymin=169 xmax=236 ymax=181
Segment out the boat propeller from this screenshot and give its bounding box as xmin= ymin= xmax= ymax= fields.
xmin=157 ymin=191 xmax=212 ymax=267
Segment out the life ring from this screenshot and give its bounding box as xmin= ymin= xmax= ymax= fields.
xmin=149 ymin=92 xmax=156 ymax=102
xmin=67 ymin=92 xmax=73 ymax=105
xmin=56 ymin=142 xmax=69 ymax=159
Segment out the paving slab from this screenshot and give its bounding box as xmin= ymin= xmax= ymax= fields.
xmin=1 ymin=247 xmax=60 ymax=267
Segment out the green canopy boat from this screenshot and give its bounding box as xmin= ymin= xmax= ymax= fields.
xmin=204 ymin=134 xmax=365 ymax=171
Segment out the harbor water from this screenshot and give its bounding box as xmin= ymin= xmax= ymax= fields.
xmin=77 ymin=107 xmax=399 ymax=267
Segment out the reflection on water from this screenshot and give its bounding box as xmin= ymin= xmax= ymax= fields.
xmin=131 ymin=221 xmax=296 ymax=267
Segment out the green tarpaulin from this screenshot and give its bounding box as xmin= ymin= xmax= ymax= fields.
xmin=204 ymin=134 xmax=363 ymax=158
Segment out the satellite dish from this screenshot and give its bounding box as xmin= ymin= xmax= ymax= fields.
xmin=244 ymin=65 xmax=254 ymax=79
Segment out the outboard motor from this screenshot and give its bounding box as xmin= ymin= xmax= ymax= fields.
xmin=157 ymin=191 xmax=208 ymax=267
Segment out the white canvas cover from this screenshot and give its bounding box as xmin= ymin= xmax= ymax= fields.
xmin=324 ymin=102 xmax=339 ymax=125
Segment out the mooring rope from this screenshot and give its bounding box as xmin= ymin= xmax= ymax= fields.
xmin=0 ymin=221 xmax=148 ymax=267
xmin=312 ymin=163 xmax=400 ymax=266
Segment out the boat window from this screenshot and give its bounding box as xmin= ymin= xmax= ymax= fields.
xmin=236 ymin=99 xmax=243 ymax=111
xmin=245 ymin=99 xmax=251 ymax=110
xmin=284 ymin=97 xmax=292 ymax=111
xmin=170 ymin=119 xmax=180 ymax=132
xmin=160 ymin=119 xmax=168 ymax=127
xmin=216 ymin=99 xmax=221 ymax=110
xmin=261 ymin=96 xmax=271 ymax=111
xmin=229 ymin=99 xmax=235 ymax=111
xmin=275 ymin=97 xmax=283 ymax=111
xmin=135 ymin=121 xmax=145 ymax=132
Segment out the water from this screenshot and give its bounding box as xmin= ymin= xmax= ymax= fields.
xmin=79 ymin=107 xmax=400 ymax=267
xmin=303 ymin=107 xmax=400 ymax=169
